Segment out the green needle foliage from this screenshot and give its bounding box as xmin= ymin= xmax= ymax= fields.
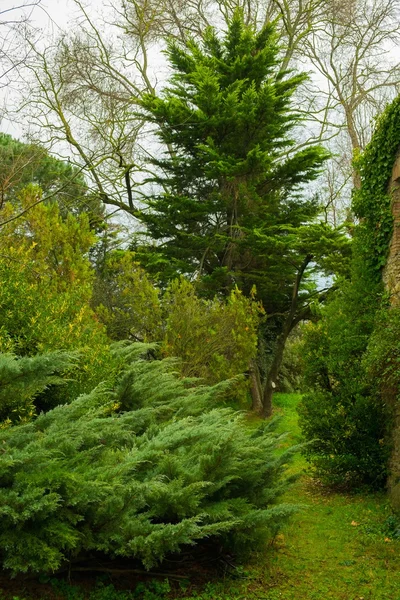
xmin=0 ymin=133 xmax=103 ymax=225
xmin=135 ymin=11 xmax=349 ymax=416
xmin=137 ymin=12 xmax=331 ymax=303
xmin=0 ymin=351 xmax=74 ymax=425
xmin=0 ymin=344 xmax=297 ymax=576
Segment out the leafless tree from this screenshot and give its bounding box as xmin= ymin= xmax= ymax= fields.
xmin=304 ymin=0 xmax=400 ymax=188
xmin=15 ymin=0 xmax=400 ymax=221
xmin=0 ymin=1 xmax=41 ymax=88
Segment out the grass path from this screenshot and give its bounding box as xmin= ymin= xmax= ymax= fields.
xmin=240 ymin=394 xmax=400 ymax=600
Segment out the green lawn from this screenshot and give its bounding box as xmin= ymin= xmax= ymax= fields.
xmin=182 ymin=394 xmax=400 ymax=600
xmin=2 ymin=394 xmax=400 ymax=600
xmin=249 ymin=393 xmax=400 ymax=600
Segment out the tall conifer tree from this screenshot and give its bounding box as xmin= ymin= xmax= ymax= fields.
xmin=137 ymin=13 xmax=348 ymax=415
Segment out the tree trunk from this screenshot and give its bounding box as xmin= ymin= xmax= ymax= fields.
xmin=344 ymin=108 xmax=362 ymax=189
xmin=261 ymin=253 xmax=313 ymax=418
xmin=249 ymin=360 xmax=263 ymax=415
xmin=262 ymin=334 xmax=287 ymax=418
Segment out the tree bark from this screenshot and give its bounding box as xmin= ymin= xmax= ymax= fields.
xmin=344 ymin=108 xmax=362 ymax=189
xmin=261 ymin=253 xmax=313 ymax=418
xmin=262 ymin=334 xmax=287 ymax=418
xmin=249 ymin=360 xmax=263 ymax=414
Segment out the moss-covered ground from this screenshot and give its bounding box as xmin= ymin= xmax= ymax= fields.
xmin=2 ymin=393 xmax=400 ymax=600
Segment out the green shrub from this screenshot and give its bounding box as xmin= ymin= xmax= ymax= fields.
xmin=0 ymin=190 xmax=112 ymax=406
xmin=298 ymin=277 xmax=389 ymax=489
xmin=162 ymin=279 xmax=262 ymax=401
xmin=94 ymin=260 xmax=262 ymax=404
xmin=363 ymin=307 xmax=400 ymax=399
xmin=0 ymin=344 xmax=297 ymax=575
xmin=93 ymin=251 xmax=163 ymax=343
xmin=0 ymin=352 xmax=74 ymax=425
xmin=298 ymin=94 xmax=400 ymax=490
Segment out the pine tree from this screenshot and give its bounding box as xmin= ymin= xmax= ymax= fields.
xmin=136 ymin=12 xmax=349 ymax=416
xmin=0 ymin=344 xmax=297 ymax=575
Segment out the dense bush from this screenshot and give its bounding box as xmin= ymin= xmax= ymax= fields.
xmin=162 ymin=279 xmax=262 ymax=398
xmin=0 ymin=344 xmax=297 ymax=575
xmin=0 ymin=190 xmax=112 ymax=406
xmin=93 ymin=252 xmax=262 ymax=404
xmin=298 ymin=275 xmax=390 ymax=489
xmin=0 ymin=352 xmax=74 ymax=425
xmin=297 ymin=94 xmax=400 ymax=490
xmin=363 ymin=307 xmax=400 ymax=398
xmin=93 ymin=250 xmax=163 ymax=343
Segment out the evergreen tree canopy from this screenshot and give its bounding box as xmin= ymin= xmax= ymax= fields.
xmin=136 ymin=13 xmax=344 ymax=313
xmin=0 ymin=134 xmax=103 ymax=226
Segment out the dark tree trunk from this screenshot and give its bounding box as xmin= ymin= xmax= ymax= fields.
xmin=260 ymin=253 xmax=313 ymax=418
xmin=262 ymin=334 xmax=287 ymax=418
xmin=249 ymin=360 xmax=263 ymax=414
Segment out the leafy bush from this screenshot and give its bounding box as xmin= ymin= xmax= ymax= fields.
xmin=297 ymin=94 xmax=400 ymax=490
xmin=162 ymin=279 xmax=262 ymax=399
xmin=0 ymin=344 xmax=297 ymax=575
xmin=94 ymin=256 xmax=262 ymax=404
xmin=0 ymin=190 xmax=112 ymax=406
xmin=93 ymin=251 xmax=163 ymax=343
xmin=298 ymin=277 xmax=389 ymax=489
xmin=363 ymin=307 xmax=400 ymax=399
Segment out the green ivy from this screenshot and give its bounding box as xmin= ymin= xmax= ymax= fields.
xmin=353 ymin=95 xmax=400 ymax=272
xmin=299 ymin=94 xmax=400 ymax=488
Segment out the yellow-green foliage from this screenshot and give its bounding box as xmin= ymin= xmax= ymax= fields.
xmin=162 ymin=278 xmax=263 ymax=398
xmin=93 ymin=253 xmax=262 ymax=401
xmin=94 ymin=251 xmax=163 ymax=342
xmin=0 ymin=187 xmax=111 ymax=403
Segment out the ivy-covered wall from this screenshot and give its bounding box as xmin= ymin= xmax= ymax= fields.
xmin=299 ymin=95 xmax=400 ymax=495
xmin=353 ymin=95 xmax=400 ymax=273
xmin=354 ymin=95 xmax=400 ymax=508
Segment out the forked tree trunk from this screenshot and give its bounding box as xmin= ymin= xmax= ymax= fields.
xmin=249 ymin=361 xmax=263 ymax=414
xmin=260 ymin=253 xmax=313 ymax=418
xmin=262 ymin=334 xmax=287 ymax=418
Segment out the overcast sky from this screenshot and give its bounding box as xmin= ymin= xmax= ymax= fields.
xmin=0 ymin=1 xmax=67 ymax=136
xmin=0 ymin=0 xmax=117 ymax=138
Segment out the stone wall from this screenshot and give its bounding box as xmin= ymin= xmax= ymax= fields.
xmin=383 ymin=153 xmax=400 ymax=305
xmin=383 ymin=151 xmax=400 ymax=509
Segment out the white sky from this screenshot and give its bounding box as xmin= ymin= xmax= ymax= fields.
xmin=0 ymin=0 xmax=167 ymax=139
xmin=0 ymin=0 xmax=70 ymax=136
